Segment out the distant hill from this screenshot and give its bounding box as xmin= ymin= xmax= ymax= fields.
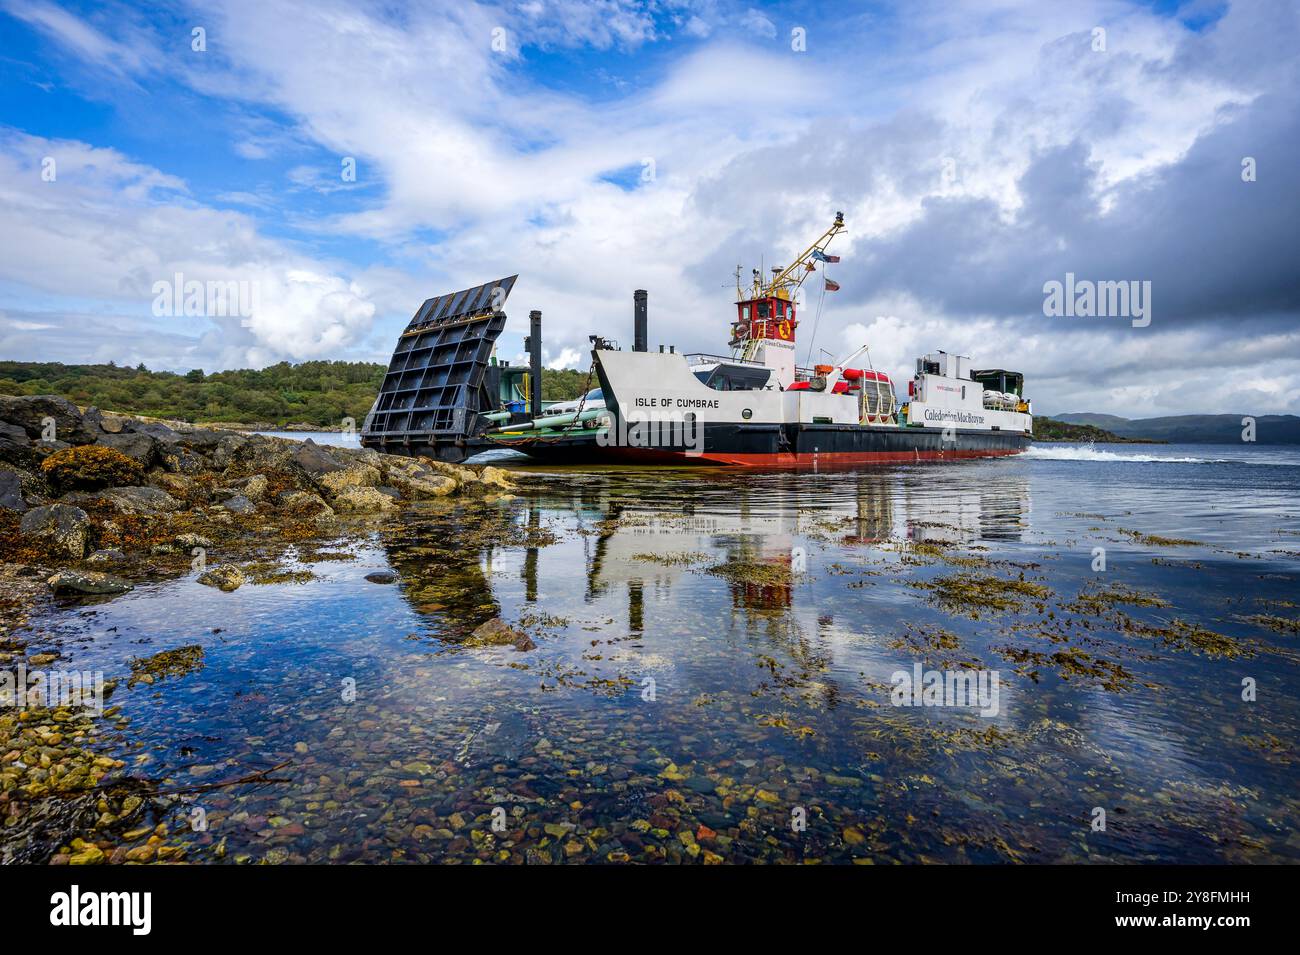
xmin=1055 ymin=413 xmax=1300 ymax=444
xmin=0 ymin=360 xmax=591 ymax=428
xmin=1032 ymin=416 xmax=1150 ymax=443
xmin=1051 ymin=412 xmax=1130 ymax=429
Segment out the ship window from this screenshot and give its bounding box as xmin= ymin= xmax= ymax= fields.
xmin=757 ymin=301 xmax=769 ymax=319
xmin=741 ymin=305 xmax=750 ymax=320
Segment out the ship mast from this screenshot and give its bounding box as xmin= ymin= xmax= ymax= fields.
xmin=747 ymin=210 xmax=845 ymax=300
xmin=729 ymin=212 xmax=847 ymax=379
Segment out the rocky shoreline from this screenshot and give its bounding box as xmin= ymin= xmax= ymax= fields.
xmin=0 ymin=394 xmax=516 ymax=864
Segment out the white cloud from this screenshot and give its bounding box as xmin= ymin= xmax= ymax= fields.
xmin=239 ymin=269 xmax=376 ymax=365
xmin=0 ymin=130 xmax=376 ymax=369
xmin=1 ymin=0 xmax=151 ymax=74
xmin=3 ymin=0 xmax=1296 ymax=417
xmin=739 ymin=8 xmax=776 ymax=40
xmin=546 ymin=346 xmax=584 ymax=370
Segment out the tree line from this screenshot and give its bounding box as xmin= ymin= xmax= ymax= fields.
xmin=0 ymin=360 xmax=592 ymax=427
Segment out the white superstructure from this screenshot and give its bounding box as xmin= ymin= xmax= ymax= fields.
xmin=905 ymin=352 xmax=1033 ymax=433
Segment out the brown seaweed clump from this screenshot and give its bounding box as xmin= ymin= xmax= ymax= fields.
xmin=706 ymin=559 xmax=796 ymax=587
xmin=1117 ymin=528 xmax=1201 ymax=547
xmin=1066 ymin=582 xmax=1171 ymax=615
xmin=904 ymin=541 xmax=991 ymax=569
xmin=994 ymin=644 xmax=1137 ymax=692
xmin=127 ymin=645 xmax=206 ymax=686
xmin=908 ymin=571 xmax=1051 ymax=617
xmin=1119 ymin=616 xmax=1252 ymax=659
xmin=40 ymin=445 xmax=144 ymax=491
xmin=1239 ymin=614 xmax=1300 ymax=636
xmin=243 ymin=561 xmax=317 ymax=586
xmin=632 ymin=552 xmax=710 ymax=566
xmin=463 ymin=617 xmax=536 ymax=652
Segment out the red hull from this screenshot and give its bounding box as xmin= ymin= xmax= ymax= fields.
xmin=516 ymin=441 xmax=1028 ymax=468
xmin=688 ymin=448 xmax=1025 ymax=468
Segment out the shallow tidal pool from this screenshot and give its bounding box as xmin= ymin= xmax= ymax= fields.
xmin=21 ymin=445 xmax=1300 ymax=863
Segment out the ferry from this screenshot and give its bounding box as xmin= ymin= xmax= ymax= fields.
xmin=489 ymin=212 xmax=1033 ymax=466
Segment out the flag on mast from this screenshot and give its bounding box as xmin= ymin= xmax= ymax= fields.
xmin=824 ymin=278 xmax=841 ymax=292
xmin=811 ymin=249 xmax=841 ymax=263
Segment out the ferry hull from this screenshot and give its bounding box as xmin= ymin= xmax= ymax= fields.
xmin=506 ymin=422 xmax=1030 ymax=467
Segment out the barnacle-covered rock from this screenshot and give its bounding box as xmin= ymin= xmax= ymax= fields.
xmin=19 ymin=503 xmax=89 ymax=559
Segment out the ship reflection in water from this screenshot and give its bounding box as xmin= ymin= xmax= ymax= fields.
xmin=36 ymin=452 xmax=1300 ymax=864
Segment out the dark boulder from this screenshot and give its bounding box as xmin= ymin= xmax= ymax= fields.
xmin=100 ymin=486 xmax=181 ymax=514
xmin=223 ymin=434 xmax=294 ymax=473
xmin=63 ymin=485 xmax=180 ymax=514
xmin=47 ymin=569 xmax=133 ymax=596
xmin=95 ymin=431 xmax=157 ymax=466
xmin=179 ymin=429 xmax=232 ymax=452
xmin=456 ymin=710 xmax=535 ymax=767
xmin=0 ymin=421 xmax=31 ymax=461
xmin=221 ymin=494 xmax=255 ymax=515
xmin=19 ymin=503 xmax=90 ymax=558
xmin=210 ymin=433 xmax=250 ymax=469
xmin=33 ymin=440 xmax=71 ymax=459
xmin=292 ymin=439 xmax=345 ymax=476
xmin=82 ymin=406 xmax=106 ymax=433
xmin=0 ymin=469 xmax=27 ymax=512
xmin=122 ymin=419 xmax=182 ymax=445
xmin=0 ymin=395 xmax=96 ymax=444
xmin=158 ymin=446 xmax=207 ymax=474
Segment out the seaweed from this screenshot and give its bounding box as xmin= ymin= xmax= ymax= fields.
xmin=632 ymin=552 xmax=711 ymax=566
xmin=994 ymin=644 xmax=1137 ymax=692
xmin=128 ymin=645 xmax=206 ymax=686
xmin=1120 ymin=616 xmax=1252 ymax=659
xmin=1066 ymin=582 xmax=1171 ymax=615
xmin=1118 ymin=528 xmax=1201 ymax=547
xmin=908 ymin=571 xmax=1051 ymax=616
xmin=1238 ymin=613 xmax=1300 ymax=636
xmin=706 ymin=559 xmax=796 ymax=587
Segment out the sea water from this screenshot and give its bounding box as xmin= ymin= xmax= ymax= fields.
xmin=23 ymin=444 xmax=1300 ymax=863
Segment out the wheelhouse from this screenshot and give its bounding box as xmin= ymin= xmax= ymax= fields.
xmin=731 ymin=291 xmax=797 ymax=347
xmin=972 ymin=369 xmax=1025 ymax=397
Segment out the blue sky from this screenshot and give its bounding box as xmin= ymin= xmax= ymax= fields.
xmin=0 ymin=0 xmax=1295 ymax=416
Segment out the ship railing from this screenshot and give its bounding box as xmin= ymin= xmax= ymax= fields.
xmin=685 ymin=352 xmax=766 ymax=368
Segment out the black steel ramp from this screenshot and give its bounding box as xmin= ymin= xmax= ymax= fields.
xmin=361 ymin=275 xmax=517 ymax=462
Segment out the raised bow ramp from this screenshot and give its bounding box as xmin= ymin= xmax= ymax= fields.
xmin=361 ymin=275 xmax=518 ymax=462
